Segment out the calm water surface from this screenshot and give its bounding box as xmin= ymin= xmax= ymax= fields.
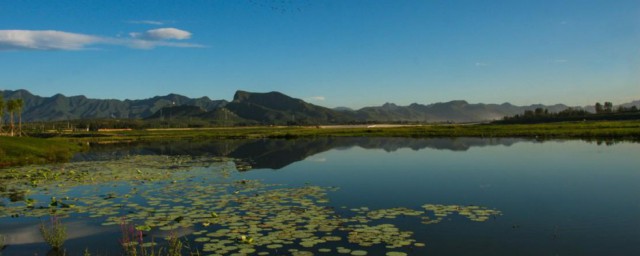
xmin=1 ymin=138 xmax=638 ymax=255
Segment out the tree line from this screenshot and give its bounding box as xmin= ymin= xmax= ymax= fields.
xmin=0 ymin=93 xmax=25 ymax=136
xmin=594 ymin=101 xmax=639 ymax=113
xmin=500 ymin=102 xmax=640 ymax=123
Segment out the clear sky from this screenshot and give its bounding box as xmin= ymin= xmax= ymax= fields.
xmin=1 ymin=0 xmax=638 ymax=108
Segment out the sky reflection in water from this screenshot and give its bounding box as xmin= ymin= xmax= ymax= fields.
xmin=1 ymin=138 xmax=638 ymax=255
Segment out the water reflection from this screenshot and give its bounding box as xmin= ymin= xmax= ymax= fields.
xmin=1 ymin=220 xmax=113 ymax=246
xmin=2 ymin=138 xmax=639 ymax=255
xmin=75 ymin=137 xmax=532 ymax=170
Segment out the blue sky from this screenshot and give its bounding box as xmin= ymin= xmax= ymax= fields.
xmin=1 ymin=0 xmax=638 ymax=108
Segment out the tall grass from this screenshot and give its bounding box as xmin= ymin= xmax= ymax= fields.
xmin=165 ymin=234 xmax=185 ymax=256
xmin=39 ymin=216 xmax=67 ymax=250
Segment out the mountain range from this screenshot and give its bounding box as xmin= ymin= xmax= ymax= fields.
xmin=0 ymin=89 xmax=226 ymax=121
xmin=1 ymin=89 xmax=638 ymax=124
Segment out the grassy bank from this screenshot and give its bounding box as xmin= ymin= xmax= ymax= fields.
xmin=0 ymin=136 xmax=83 ymax=167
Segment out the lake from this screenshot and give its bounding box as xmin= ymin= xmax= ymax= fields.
xmin=1 ymin=137 xmax=639 ymax=255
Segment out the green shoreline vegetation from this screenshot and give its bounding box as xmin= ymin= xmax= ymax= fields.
xmin=1 ymin=120 xmax=639 ymax=167
xmin=0 ymin=136 xmax=83 ymax=167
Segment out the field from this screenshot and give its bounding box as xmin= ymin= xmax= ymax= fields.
xmin=90 ymin=120 xmax=640 ymax=141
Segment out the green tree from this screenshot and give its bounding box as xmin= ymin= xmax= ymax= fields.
xmin=6 ymin=99 xmax=17 ymax=136
xmin=15 ymin=98 xmax=24 ymax=136
xmin=595 ymin=102 xmax=603 ymax=114
xmin=523 ymin=110 xmax=534 ymax=117
xmin=0 ymin=93 xmax=4 ymax=134
xmin=604 ymin=102 xmax=613 ymax=113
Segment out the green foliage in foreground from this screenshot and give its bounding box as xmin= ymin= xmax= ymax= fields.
xmin=87 ymin=120 xmax=640 ymax=141
xmin=0 ymin=136 xmax=82 ymax=167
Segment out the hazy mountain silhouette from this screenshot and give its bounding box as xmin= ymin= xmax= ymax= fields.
xmin=355 ymin=101 xmax=572 ymax=123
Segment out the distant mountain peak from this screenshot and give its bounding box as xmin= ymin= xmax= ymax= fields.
xmin=233 ymin=90 xmax=290 ymax=103
xmin=333 ymin=106 xmax=354 ymax=112
xmin=9 ymin=89 xmax=34 ymax=97
xmin=226 ymin=90 xmax=350 ymax=124
xmin=448 ymin=100 xmax=469 ymax=106
xmin=233 ymin=90 xmax=254 ymax=102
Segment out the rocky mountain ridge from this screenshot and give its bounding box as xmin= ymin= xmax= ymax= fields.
xmin=2 ymin=89 xmax=637 ymax=124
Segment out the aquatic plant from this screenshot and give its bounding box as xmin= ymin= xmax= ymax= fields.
xmin=165 ymin=233 xmax=184 ymax=256
xmin=1 ymin=155 xmax=503 ymax=254
xmin=120 ymin=221 xmax=147 ymax=256
xmin=121 ymin=221 xmax=190 ymax=256
xmin=39 ymin=216 xmax=67 ymax=250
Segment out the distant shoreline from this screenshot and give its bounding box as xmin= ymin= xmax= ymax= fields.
xmin=2 ymin=120 xmax=639 ymax=168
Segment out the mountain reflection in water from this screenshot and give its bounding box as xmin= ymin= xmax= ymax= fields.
xmin=73 ymin=137 xmax=529 ymax=170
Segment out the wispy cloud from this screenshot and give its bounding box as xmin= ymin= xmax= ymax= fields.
xmin=475 ymin=62 xmax=489 ymax=67
xmin=128 ymin=20 xmax=165 ymax=25
xmin=123 ymin=39 xmax=203 ymax=49
xmin=130 ymin=28 xmax=191 ymax=40
xmin=552 ymin=59 xmax=568 ymax=63
xmin=306 ymin=96 xmax=326 ymax=101
xmin=0 ymin=30 xmax=100 ymax=50
xmin=0 ymin=28 xmax=203 ymax=51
